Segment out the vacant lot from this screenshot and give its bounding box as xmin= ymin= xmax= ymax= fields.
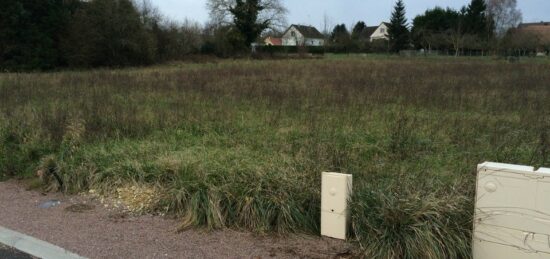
xmin=1 ymin=57 xmax=549 ymax=258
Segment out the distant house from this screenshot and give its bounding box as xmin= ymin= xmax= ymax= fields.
xmin=264 ymin=37 xmax=282 ymax=46
xmin=367 ymin=22 xmax=390 ymax=42
xmin=516 ymin=22 xmax=550 ymax=54
xmin=282 ymin=25 xmax=325 ymax=46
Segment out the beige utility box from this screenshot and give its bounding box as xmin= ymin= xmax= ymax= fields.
xmin=474 ymin=162 xmax=550 ymax=258
xmin=321 ymin=172 xmax=352 ymax=240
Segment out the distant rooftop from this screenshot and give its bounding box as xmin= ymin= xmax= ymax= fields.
xmin=288 ymin=25 xmax=324 ymax=39
xmin=519 ymin=21 xmax=550 ymax=27
xmin=364 ymin=26 xmax=378 ymax=37
xmin=517 ymin=22 xmax=550 ymax=42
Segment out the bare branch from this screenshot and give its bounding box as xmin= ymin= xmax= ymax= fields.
xmin=486 ymin=0 xmax=522 ymax=37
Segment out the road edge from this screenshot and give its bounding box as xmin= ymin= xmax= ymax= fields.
xmin=0 ymin=226 xmax=87 ymax=259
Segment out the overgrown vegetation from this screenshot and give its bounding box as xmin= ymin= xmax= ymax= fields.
xmin=0 ymin=0 xmax=207 ymax=71
xmin=1 ymin=57 xmax=550 ymax=257
xmin=0 ymin=0 xmax=289 ymax=71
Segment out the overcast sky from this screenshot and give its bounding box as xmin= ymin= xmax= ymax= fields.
xmin=152 ymin=0 xmax=550 ymax=29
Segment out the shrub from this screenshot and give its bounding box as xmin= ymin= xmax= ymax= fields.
xmin=255 ymin=45 xmax=325 ymax=55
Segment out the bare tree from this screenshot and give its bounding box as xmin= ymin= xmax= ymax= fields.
xmin=206 ymin=0 xmax=287 ymax=31
xmin=135 ymin=0 xmax=163 ymax=28
xmin=179 ymin=19 xmax=204 ymax=55
xmin=322 ymin=13 xmax=333 ymax=37
xmin=486 ymin=0 xmax=522 ymax=37
xmin=447 ymin=29 xmax=465 ymax=56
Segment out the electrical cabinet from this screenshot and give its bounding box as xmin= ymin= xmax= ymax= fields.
xmin=474 ymin=162 xmax=550 ymax=258
xmin=321 ymin=172 xmax=352 ymax=240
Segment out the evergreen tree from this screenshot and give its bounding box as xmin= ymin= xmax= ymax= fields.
xmin=351 ymin=21 xmax=367 ymax=40
xmin=0 ymin=0 xmax=77 ymax=70
xmin=388 ymin=0 xmax=410 ymax=52
xmin=331 ymin=24 xmax=350 ymax=43
xmin=465 ymin=0 xmax=490 ymax=36
xmin=229 ymin=0 xmax=269 ymax=48
xmin=412 ymin=7 xmax=461 ymax=49
xmin=329 ymin=24 xmax=352 ymax=52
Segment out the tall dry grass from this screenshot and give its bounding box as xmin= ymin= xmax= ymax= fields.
xmin=1 ymin=57 xmax=549 ymax=257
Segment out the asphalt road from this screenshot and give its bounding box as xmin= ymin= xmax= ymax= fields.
xmin=0 ymin=244 xmax=36 ymax=259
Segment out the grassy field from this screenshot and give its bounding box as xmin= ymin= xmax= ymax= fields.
xmin=1 ymin=57 xmax=550 ymax=258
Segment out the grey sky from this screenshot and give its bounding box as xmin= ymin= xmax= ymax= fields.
xmin=153 ymin=0 xmax=550 ymax=29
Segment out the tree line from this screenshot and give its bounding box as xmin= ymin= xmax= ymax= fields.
xmin=326 ymin=0 xmax=531 ymax=56
xmin=0 ymin=0 xmax=287 ymax=71
xmin=1 ymin=0 xmax=203 ymax=70
xmin=0 ymin=0 xmax=541 ymax=71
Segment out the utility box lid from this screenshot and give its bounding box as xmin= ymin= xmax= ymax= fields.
xmin=474 ymin=162 xmax=550 ymax=258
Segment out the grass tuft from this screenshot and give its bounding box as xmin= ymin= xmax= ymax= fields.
xmin=351 ymin=178 xmax=473 ymax=258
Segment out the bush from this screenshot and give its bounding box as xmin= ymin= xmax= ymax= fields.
xmin=0 ymin=117 xmax=55 ymax=179
xmin=201 ymin=26 xmax=249 ymax=57
xmin=64 ymin=0 xmax=156 ymax=67
xmin=255 ymin=45 xmax=325 ymax=55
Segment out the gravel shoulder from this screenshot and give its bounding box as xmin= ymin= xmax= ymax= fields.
xmin=0 ymin=180 xmax=351 ymax=259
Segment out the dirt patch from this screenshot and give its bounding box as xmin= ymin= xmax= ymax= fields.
xmin=266 ymin=244 xmax=355 ymax=258
xmin=107 ymin=212 xmax=130 ymax=223
xmin=0 ymin=180 xmax=352 ymax=259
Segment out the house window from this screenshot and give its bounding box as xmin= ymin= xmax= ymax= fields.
xmin=291 ymin=31 xmax=296 ymax=37
xmin=380 ymin=28 xmax=385 ymax=33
